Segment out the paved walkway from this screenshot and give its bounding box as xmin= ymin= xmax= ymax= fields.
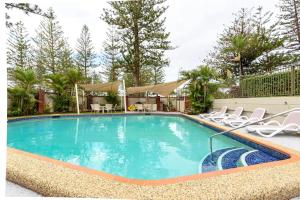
xmin=239 ymin=127 xmax=300 ymax=152
xmin=5 ymin=181 xmax=41 ymax=197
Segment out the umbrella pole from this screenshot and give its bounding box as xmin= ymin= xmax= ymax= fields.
xmin=123 ymin=80 xmax=127 ymax=113
xmin=75 ymin=84 xmax=80 ymax=115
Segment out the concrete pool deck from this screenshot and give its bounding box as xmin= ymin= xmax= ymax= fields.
xmin=6 ymin=113 xmax=300 ymax=199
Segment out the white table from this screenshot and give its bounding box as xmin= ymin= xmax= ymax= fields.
xmin=99 ymin=106 xmax=105 ymax=113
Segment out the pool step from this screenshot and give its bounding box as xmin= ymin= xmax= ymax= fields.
xmin=199 ymin=148 xmax=235 ymax=173
xmin=241 ymin=150 xmax=278 ymax=166
xmin=218 ymin=148 xmax=249 ymax=170
xmin=200 ymin=147 xmax=279 ymax=173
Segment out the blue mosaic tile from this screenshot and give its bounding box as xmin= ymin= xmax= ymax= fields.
xmin=201 ymin=147 xmax=234 ymax=173
xmin=221 ymin=148 xmax=249 ymax=169
xmin=245 ymin=150 xmax=278 ymax=166
xmin=223 ymin=132 xmax=289 ymax=160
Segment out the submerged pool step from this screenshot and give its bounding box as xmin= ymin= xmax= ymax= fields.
xmin=241 ymin=150 xmax=278 ymax=166
xmin=200 ymin=148 xmax=235 ymax=173
xmin=200 ymin=147 xmax=280 ymax=173
xmin=217 ymin=148 xmax=249 ymax=170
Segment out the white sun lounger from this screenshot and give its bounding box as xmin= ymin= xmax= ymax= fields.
xmin=198 ymin=106 xmax=228 ymax=119
xmin=210 ymin=107 xmax=244 ymax=123
xmin=223 ymin=108 xmax=266 ymax=128
xmin=247 ymin=111 xmax=300 ymax=138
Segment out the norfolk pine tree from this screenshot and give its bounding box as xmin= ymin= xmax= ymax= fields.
xmin=7 ymin=21 xmax=32 ymax=70
xmin=278 ymin=0 xmax=300 ymax=51
xmin=101 ymin=0 xmax=172 ymax=86
xmin=75 ymin=24 xmax=96 ymax=81
xmin=32 ymin=8 xmax=67 ymax=75
xmin=102 ymin=25 xmax=121 ymax=82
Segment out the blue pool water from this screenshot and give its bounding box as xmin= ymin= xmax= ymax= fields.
xmin=7 ymin=115 xmax=287 ymax=180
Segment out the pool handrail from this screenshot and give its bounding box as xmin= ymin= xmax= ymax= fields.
xmin=209 ymin=108 xmax=300 ymax=163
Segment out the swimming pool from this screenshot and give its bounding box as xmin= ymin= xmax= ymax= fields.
xmin=7 ymin=114 xmax=289 ymax=180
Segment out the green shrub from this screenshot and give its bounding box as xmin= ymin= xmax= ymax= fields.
xmin=44 ymin=104 xmax=51 ymax=114
xmin=10 ymin=108 xmax=22 ymax=116
xmin=105 ymin=92 xmax=119 ymax=105
xmin=45 ymin=69 xmax=83 ymax=113
xmin=181 ymin=65 xmax=219 ymax=114
xmin=51 ymin=94 xmax=72 ymax=112
xmin=7 ymin=67 xmax=38 ymax=116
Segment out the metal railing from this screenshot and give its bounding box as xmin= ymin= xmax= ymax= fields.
xmin=240 ymin=65 xmax=300 ymax=97
xmin=208 ymin=108 xmax=300 ymax=163
xmin=216 ymin=64 xmax=300 ymax=99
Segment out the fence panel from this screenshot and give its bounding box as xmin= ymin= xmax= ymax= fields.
xmin=220 ymin=64 xmax=300 ymax=98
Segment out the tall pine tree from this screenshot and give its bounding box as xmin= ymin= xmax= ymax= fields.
xmin=151 ymin=64 xmax=165 ymax=84
xmin=7 ymin=21 xmax=32 ymax=69
xmin=101 ymin=0 xmax=172 ymax=86
xmin=60 ymin=40 xmax=74 ymax=72
xmin=75 ymin=24 xmax=96 ymax=81
xmin=278 ymin=0 xmax=300 ymax=51
xmin=101 ymin=25 xmax=121 ymax=82
xmin=32 ymin=8 xmax=68 ymax=74
xmin=205 ymin=7 xmax=286 ymax=79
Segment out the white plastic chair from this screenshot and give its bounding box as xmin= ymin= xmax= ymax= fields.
xmin=223 ymin=108 xmax=266 ymax=128
xmin=144 ymin=104 xmax=152 ymax=112
xmin=247 ymin=111 xmax=300 ymax=137
xmin=199 ymin=106 xmax=228 ymax=119
xmin=210 ymin=107 xmax=244 ymax=123
xmin=112 ymin=104 xmax=118 ymax=112
xmin=91 ymin=104 xmax=100 ymax=113
xmin=136 ymin=104 xmax=144 ymax=111
xmin=105 ymin=104 xmax=113 ymax=113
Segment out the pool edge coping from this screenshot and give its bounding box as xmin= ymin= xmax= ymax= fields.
xmin=6 ymin=112 xmax=300 ymax=186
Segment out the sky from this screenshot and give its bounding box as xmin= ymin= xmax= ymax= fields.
xmin=5 ymin=0 xmax=278 ymax=82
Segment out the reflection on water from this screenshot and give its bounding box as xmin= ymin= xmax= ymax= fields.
xmin=7 ymin=115 xmax=249 ymax=180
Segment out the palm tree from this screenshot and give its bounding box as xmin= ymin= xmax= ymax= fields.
xmin=45 ymin=69 xmax=83 ymax=112
xmin=45 ymin=73 xmax=67 ymax=95
xmin=181 ymin=65 xmax=218 ymax=113
xmin=8 ymin=67 xmax=38 ymax=115
xmin=11 ymin=67 xmax=37 ymax=93
xmin=65 ymin=68 xmax=83 ymax=86
xmin=224 ymin=34 xmax=248 ymax=79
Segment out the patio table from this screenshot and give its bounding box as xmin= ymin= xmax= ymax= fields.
xmin=99 ymin=106 xmax=105 ymax=113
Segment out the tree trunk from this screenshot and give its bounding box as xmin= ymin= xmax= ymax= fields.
xmin=132 ymin=4 xmax=141 ymax=86
xmin=293 ymin=0 xmax=300 ymax=45
xmin=133 ymin=69 xmax=140 ymax=87
xmin=84 ymin=57 xmax=87 ymax=82
xmin=239 ymin=53 xmax=244 ymax=80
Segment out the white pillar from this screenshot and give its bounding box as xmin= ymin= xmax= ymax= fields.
xmin=82 ymin=90 xmax=85 ymax=110
xmin=183 ymin=96 xmax=186 ymax=113
xmin=123 ymin=80 xmax=127 ymax=113
xmin=75 ymin=84 xmax=80 ymax=115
